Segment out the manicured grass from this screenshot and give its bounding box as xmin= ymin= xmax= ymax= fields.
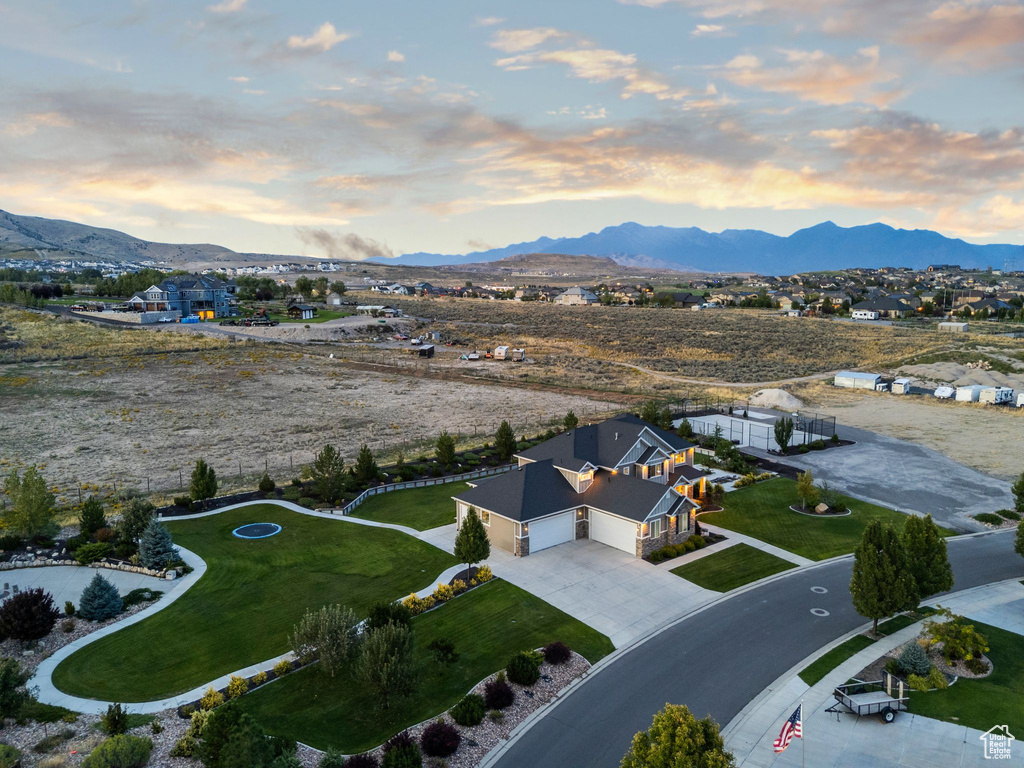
xmin=350 ymin=482 xmax=466 ymax=531
xmin=238 ymin=579 xmax=614 ymax=753
xmin=670 ymin=543 xmax=795 ymax=592
xmin=911 ymin=623 xmax=1024 ymax=733
xmin=267 ymin=310 xmax=352 ymax=324
xmin=798 ymin=635 xmax=876 ymax=686
xmin=52 ymin=504 xmax=456 ymax=701
xmin=701 ymin=478 xmax=950 ymax=561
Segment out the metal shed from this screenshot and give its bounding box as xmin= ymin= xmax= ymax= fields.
xmin=834 ymin=371 xmax=882 ymax=390
xmin=938 ymin=321 xmax=968 ymax=333
xmin=417 ymin=344 xmax=435 ymax=358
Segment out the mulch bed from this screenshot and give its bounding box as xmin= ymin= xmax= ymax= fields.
xmin=788 ymin=505 xmax=851 ymax=517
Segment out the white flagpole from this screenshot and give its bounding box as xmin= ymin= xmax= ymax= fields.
xmin=801 ymin=701 xmax=805 ymax=768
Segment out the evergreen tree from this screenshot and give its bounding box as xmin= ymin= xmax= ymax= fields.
xmin=454 ymin=508 xmax=490 ymax=568
xmin=639 ymin=401 xmax=661 ymax=425
xmin=773 ymin=417 xmax=794 ymax=453
xmin=190 ymin=459 xmax=218 ymax=501
xmin=139 ymin=518 xmax=179 ymax=570
xmin=901 ymin=514 xmax=953 ymax=598
xmin=620 ymin=703 xmax=735 ymax=768
xmin=435 ymin=430 xmax=456 ymax=470
xmin=258 ymin=473 xmax=275 ymax=493
xmin=1013 ymin=470 xmax=1024 ymax=515
xmin=2 ymin=466 xmax=56 ymax=538
xmin=79 ymin=496 xmax=108 ymax=538
xmin=310 ymin=445 xmax=346 ymax=502
xmin=353 ymin=444 xmax=380 ymax=485
xmin=495 ymin=421 xmax=517 ymax=461
xmin=676 ymin=418 xmax=694 ymax=439
xmin=78 ymin=573 xmax=123 ymax=621
xmin=1015 ymin=519 xmax=1024 ymax=560
xmin=563 ymin=410 xmax=579 ymax=430
xmin=850 ymin=521 xmax=918 ymax=635
xmin=119 ymin=496 xmax=154 ymax=543
xmin=0 ymin=658 xmax=29 ymax=718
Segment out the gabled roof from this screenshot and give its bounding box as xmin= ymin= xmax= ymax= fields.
xmin=852 ymin=298 xmax=913 ymax=312
xmin=516 ymin=414 xmax=694 ymax=472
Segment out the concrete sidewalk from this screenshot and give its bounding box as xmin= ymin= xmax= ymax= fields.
xmin=725 ymin=579 xmax=1024 ymax=767
xmin=698 ymin=522 xmax=814 ymax=567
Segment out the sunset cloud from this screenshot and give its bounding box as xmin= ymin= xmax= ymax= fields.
xmin=287 ymin=22 xmax=351 ymax=53
xmin=489 ymin=28 xmax=568 ymax=53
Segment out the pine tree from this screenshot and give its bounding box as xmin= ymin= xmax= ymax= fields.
xmin=495 ymin=421 xmax=517 ymax=461
xmin=119 ymin=496 xmax=154 ymax=544
xmin=311 ymin=444 xmax=346 ymax=502
xmin=139 ymin=518 xmax=179 ymax=570
xmin=353 ymin=444 xmax=379 ymax=485
xmin=901 ymin=514 xmax=953 ymax=599
xmin=435 ymin=430 xmax=456 ymax=470
xmin=190 ymin=459 xmax=218 ymax=501
xmin=79 ymin=496 xmax=107 ymax=537
xmin=563 ymin=410 xmax=579 ymax=430
xmin=454 ymin=508 xmax=490 ymax=568
xmin=850 ymin=521 xmax=918 ymax=636
xmin=78 ymin=573 xmax=123 ymax=621
xmin=677 ymin=418 xmax=693 ymax=439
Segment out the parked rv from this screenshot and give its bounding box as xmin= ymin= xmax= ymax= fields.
xmin=510 ymin=348 xmax=526 ymax=362
xmin=892 ymin=378 xmax=913 ymax=395
xmin=979 ymin=387 xmax=1015 ymax=405
xmin=494 ymin=345 xmax=510 ymax=360
xmin=955 ymin=385 xmax=985 ymax=402
xmin=933 ymin=385 xmax=955 ymax=400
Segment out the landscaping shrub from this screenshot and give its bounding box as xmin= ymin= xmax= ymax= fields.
xmin=0 ymin=659 xmax=29 ymax=718
xmin=33 ymin=728 xmax=74 ymax=753
xmin=366 ymin=599 xmax=412 ymax=631
xmin=450 ymin=694 xmax=485 ymax=726
xmin=451 ymin=578 xmax=467 ymax=594
xmin=996 ymin=509 xmax=1022 ymax=521
xmin=298 ymin=497 xmax=318 ymax=509
xmin=317 ymin=750 xmax=346 ymax=768
xmin=78 ymin=573 xmax=123 ymax=621
xmin=0 ymin=587 xmax=59 ymax=641
xmin=258 ymin=473 xmax=276 ymax=493
xmin=197 ymin=703 xmax=294 ymax=768
xmin=274 ymin=659 xmax=293 ymax=677
xmin=965 ymin=656 xmax=990 ymax=675
xmin=543 ymin=641 xmax=571 ymax=666
xmin=928 ymin=667 xmax=950 ymax=689
xmin=120 ymin=588 xmax=162 ymax=609
xmin=489 ymin=709 xmax=504 ymax=722
xmin=170 ymin=735 xmax=197 ymax=758
xmin=432 ymin=582 xmax=455 ymax=603
xmin=649 ymin=550 xmax=665 ymax=564
xmin=0 ymin=745 xmax=18 ymax=768
xmin=809 ymin=439 xmax=826 ymax=450
xmin=906 ymin=673 xmax=931 ymax=692
xmin=252 ymin=670 xmax=267 ymax=686
xmin=506 ymin=650 xmax=542 ymax=686
xmin=101 ymin=703 xmax=129 ymax=735
xmin=381 ymin=731 xmax=421 ymax=768
xmin=0 ymin=534 xmax=21 ymax=552
xmin=398 ymin=466 xmax=414 ymax=482
xmin=427 ymin=638 xmax=459 ymax=666
xmin=82 ymin=735 xmax=152 ymax=768
xmin=74 ymin=542 xmax=112 ymax=565
xmin=897 ymin=643 xmax=932 ymax=677
xmin=429 ymin=464 xmax=443 ymax=477
xmin=420 ymin=721 xmax=461 ymax=758
xmin=200 ymin=686 xmax=224 ymax=710
xmin=173 ymin=495 xmax=191 ymax=508
xmin=93 ymin=527 xmax=116 ymax=543
xmin=683 ymin=539 xmax=696 ymax=553
xmin=924 ymin=608 xmax=989 ymax=662
xmin=798 ymin=445 xmax=810 ymax=454
xmin=974 ymin=513 xmax=1005 ymax=525
xmin=64 ymin=600 xmax=75 ymax=616
xmin=475 ymin=565 xmax=493 ymax=582
xmin=401 ymin=593 xmax=436 ymax=616
xmin=481 ymin=675 xmax=512 ymax=712
xmin=282 ymin=487 xmax=301 ymax=501
xmin=62 ymin=618 xmax=76 ymax=633
xmin=690 ymin=535 xmax=706 ymax=549
xmin=830 ymin=433 xmax=840 ymax=444
xmin=79 ymin=497 xmax=108 ymax=538
xmin=339 ymin=753 xmax=379 ymax=768
xmin=226 ymin=675 xmax=248 ymax=699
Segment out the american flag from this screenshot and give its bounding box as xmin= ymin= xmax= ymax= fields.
xmin=773 ymin=704 xmax=803 ymax=753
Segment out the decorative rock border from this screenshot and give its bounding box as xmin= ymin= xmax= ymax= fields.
xmin=0 ymin=557 xmax=179 ymax=580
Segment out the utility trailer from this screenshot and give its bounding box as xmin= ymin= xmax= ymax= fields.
xmin=827 ymin=672 xmax=908 ymax=724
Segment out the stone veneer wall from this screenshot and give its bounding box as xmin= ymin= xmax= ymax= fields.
xmin=575 ymin=518 xmax=589 ymax=540
xmin=514 ymin=536 xmax=530 ymax=557
xmin=635 ymin=512 xmax=693 ymax=559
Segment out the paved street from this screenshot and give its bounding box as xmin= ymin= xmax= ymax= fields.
xmin=486 ymin=530 xmax=1024 ymax=768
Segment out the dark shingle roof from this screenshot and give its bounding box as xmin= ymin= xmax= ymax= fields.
xmin=853 ymin=298 xmax=913 ymax=312
xmin=672 ymin=465 xmax=708 ymax=483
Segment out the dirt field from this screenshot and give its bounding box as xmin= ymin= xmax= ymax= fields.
xmin=0 ymin=344 xmax=620 ymax=504
xmin=794 ymin=380 xmax=1024 ymax=480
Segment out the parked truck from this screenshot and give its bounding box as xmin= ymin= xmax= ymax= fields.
xmin=979 ymin=386 xmax=1015 ymax=405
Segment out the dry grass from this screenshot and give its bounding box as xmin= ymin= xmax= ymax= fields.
xmin=0 ymin=307 xmax=227 ymax=363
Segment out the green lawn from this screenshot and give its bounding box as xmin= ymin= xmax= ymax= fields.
xmin=798 ymin=635 xmax=876 ymax=686
xmin=349 ymin=482 xmax=465 ymax=531
xmin=238 ymin=579 xmax=613 ymax=753
xmin=52 ymin=504 xmax=456 ymax=701
xmin=267 ymin=310 xmax=352 ymax=324
xmin=911 ymin=623 xmax=1024 ymax=734
xmin=670 ymin=543 xmax=795 ymax=592
xmin=700 ymin=478 xmax=948 ymax=561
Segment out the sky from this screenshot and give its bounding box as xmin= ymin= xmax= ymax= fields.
xmin=1 ymin=0 xmax=1023 ymax=260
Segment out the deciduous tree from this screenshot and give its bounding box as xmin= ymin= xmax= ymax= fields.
xmin=454 ymin=508 xmax=490 ymax=569
xmin=773 ymin=417 xmax=794 ymax=453
xmin=289 ymin=604 xmax=359 ymax=678
xmin=901 ymin=514 xmax=953 ymax=598
xmin=358 ymin=622 xmax=415 ymax=710
xmin=2 ymin=467 xmax=56 ymax=538
xmin=850 ymin=521 xmax=918 ymax=636
xmin=119 ymin=496 xmax=154 ymax=544
xmin=1015 ymin=519 xmax=1024 ymax=560
xmin=795 ymin=471 xmax=818 ymax=511
xmin=294 ymin=276 xmax=313 ymax=299
xmin=620 ymin=703 xmax=735 ymax=768
xmin=1013 ymin=470 xmax=1024 ymax=515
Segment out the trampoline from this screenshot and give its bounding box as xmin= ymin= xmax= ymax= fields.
xmin=232 ymin=523 xmax=282 ymax=539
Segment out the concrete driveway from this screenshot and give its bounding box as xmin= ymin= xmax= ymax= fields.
xmin=422 ymin=525 xmax=716 ymax=648
xmin=3 ymin=565 xmax=176 ymax=607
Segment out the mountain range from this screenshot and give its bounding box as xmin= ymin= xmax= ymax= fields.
xmin=2 ymin=208 xmax=1022 ymax=273
xmin=394 ymin=221 xmax=1024 ymax=273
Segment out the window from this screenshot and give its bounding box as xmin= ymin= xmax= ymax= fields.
xmin=622 ymin=466 xmax=630 ymax=475
xmin=651 ymin=463 xmax=663 ymax=477
xmin=479 ymin=508 xmax=490 ymax=526
xmin=650 ymin=517 xmax=662 ymax=538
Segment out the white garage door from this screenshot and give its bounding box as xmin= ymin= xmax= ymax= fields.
xmin=528 ymin=512 xmax=574 ymax=553
xmin=590 ymin=511 xmax=638 ymax=555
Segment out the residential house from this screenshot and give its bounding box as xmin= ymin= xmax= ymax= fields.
xmin=453 ymin=414 xmax=706 ymax=558
xmin=963 ymin=298 xmax=1014 ymax=316
xmin=125 ymin=274 xmax=237 ymax=318
xmin=287 ymin=303 xmax=317 ymax=320
xmin=554 ymin=286 xmax=599 ymax=306
xmin=670 ymin=292 xmax=703 ymax=308
xmin=851 ymin=298 xmax=914 ymax=319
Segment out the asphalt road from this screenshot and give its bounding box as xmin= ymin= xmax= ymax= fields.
xmin=491 ymin=530 xmax=1024 ymax=768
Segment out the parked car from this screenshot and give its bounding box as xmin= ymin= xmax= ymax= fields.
xmin=156 ymin=316 xmax=175 ymax=323
xmin=219 ymin=319 xmax=238 ymax=326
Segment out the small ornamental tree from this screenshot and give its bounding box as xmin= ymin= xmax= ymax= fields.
xmin=773 ymin=417 xmax=794 ymax=454
xmin=289 ymin=604 xmax=360 ymax=678
xmin=190 ymin=459 xmax=218 ymax=502
xmin=563 ymin=410 xmax=579 ymax=430
xmin=79 ymin=496 xmax=108 ymax=538
xmin=2 ymin=466 xmax=57 ymax=538
xmin=900 ymin=514 xmax=953 ymax=599
xmin=1013 ymin=470 xmax=1024 ymax=516
xmin=453 ymin=509 xmax=490 ymax=570
xmin=358 ymin=622 xmax=415 ymax=710
xmin=311 ymin=444 xmax=346 ymax=503
xmin=0 ymin=658 xmax=30 ymax=718
xmin=795 ymin=470 xmax=819 ymax=511
xmin=78 ymin=573 xmax=123 ymax=621
xmin=0 ymin=588 xmax=59 ymax=641
xmin=495 ymin=421 xmax=517 ymax=461
xmin=435 ymin=430 xmax=456 ymax=471
xmin=118 ymin=496 xmax=154 ymax=544
xmin=677 ymin=418 xmax=693 ymax=439
xmin=353 ymin=444 xmax=380 ymax=485
xmin=620 ymin=703 xmax=736 ymax=768
xmin=258 ymin=473 xmax=275 ymax=493
xmin=850 ymin=521 xmax=918 ymax=636
xmin=139 ymin=518 xmax=179 ymax=570
xmin=1016 ymin=519 xmax=1024 ymax=561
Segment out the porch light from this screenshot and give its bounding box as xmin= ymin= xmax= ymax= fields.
xmin=522 ymin=524 xmax=529 ymax=535
xmin=577 ymin=509 xmax=584 ymax=518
